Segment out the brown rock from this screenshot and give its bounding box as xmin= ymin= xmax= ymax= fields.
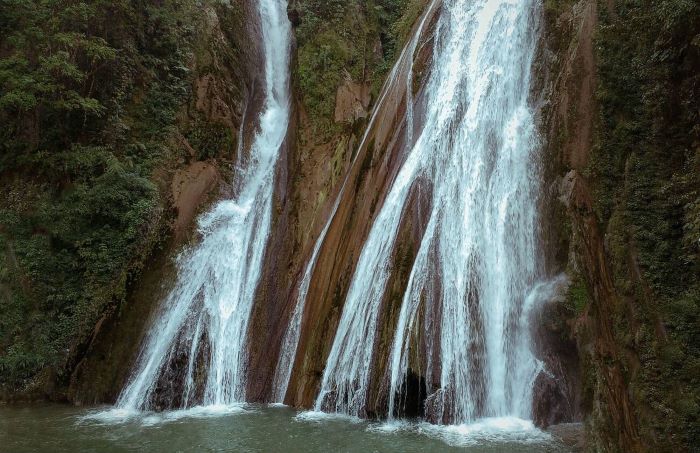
xmin=531 ymin=286 xmax=583 ymax=428
xmin=334 ymin=72 xmax=371 ymax=124
xmin=548 ymin=423 xmax=586 ymax=452
xmin=285 ymin=2 xmax=441 ymax=409
xmin=171 ymin=161 xmax=221 ymax=241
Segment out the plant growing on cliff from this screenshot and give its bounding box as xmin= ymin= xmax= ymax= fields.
xmin=588 ymin=0 xmax=700 ymax=448
xmin=0 ymin=0 xmax=203 ymax=393
xmin=293 ymin=0 xmax=421 ymax=140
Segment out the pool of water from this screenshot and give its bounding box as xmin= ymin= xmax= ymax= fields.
xmin=0 ymin=404 xmax=572 ymax=452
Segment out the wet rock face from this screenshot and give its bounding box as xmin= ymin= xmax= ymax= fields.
xmin=529 ymin=0 xmax=590 ymax=435
xmin=532 ymin=374 xmax=570 ymax=427
xmin=393 ymin=370 xmax=428 ymax=419
xmin=171 ymin=162 xmax=221 ymax=241
xmin=284 ymin=5 xmax=441 ymax=408
xmin=334 ymin=74 xmax=371 ymax=124
xmin=548 ymin=423 xmax=586 ymax=452
xmin=535 ymin=3 xmax=653 ymax=450
xmin=364 ymin=179 xmax=434 ymax=419
xmin=530 ymin=297 xmax=582 ymax=428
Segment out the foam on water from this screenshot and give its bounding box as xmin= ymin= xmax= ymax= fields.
xmin=82 ymin=404 xmax=249 ymax=426
xmin=294 ymin=410 xmax=363 ymax=425
xmin=368 ymin=417 xmax=552 ymax=447
xmin=417 ymin=417 xmax=552 ymax=447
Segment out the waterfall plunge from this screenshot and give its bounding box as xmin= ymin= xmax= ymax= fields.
xmin=315 ymin=0 xmax=545 ymax=424
xmin=117 ymin=0 xmax=291 ymax=411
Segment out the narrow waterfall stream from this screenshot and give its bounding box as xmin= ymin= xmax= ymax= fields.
xmin=116 ymin=0 xmax=291 ymax=411
xmin=316 ymin=0 xmax=545 ymax=423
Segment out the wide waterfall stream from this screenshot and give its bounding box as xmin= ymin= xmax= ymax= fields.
xmin=317 ymin=0 xmax=547 ymax=424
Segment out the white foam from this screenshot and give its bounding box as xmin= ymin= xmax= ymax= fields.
xmin=78 ymin=407 xmax=141 ymax=424
xmin=79 ymin=404 xmax=247 ymax=426
xmin=267 ymin=402 xmax=289 ymax=408
xmin=162 ymin=404 xmax=248 ymax=420
xmin=367 ymin=417 xmax=553 ymax=447
xmin=366 ymin=419 xmax=412 ymax=434
xmin=417 ymin=417 xmax=552 ymax=447
xmin=294 ymin=410 xmax=362 ymax=424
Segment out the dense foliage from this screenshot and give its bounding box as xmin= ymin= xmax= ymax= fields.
xmin=0 ymin=0 xmax=201 ymax=394
xmin=589 ymin=0 xmax=700 ymax=448
xmin=293 ymin=0 xmax=425 ymax=138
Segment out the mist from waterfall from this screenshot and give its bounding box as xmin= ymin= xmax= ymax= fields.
xmin=315 ymin=0 xmax=545 ymax=424
xmin=116 ymin=0 xmax=291 ymax=411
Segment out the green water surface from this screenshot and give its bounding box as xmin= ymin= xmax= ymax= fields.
xmin=0 ymin=404 xmax=572 ymax=453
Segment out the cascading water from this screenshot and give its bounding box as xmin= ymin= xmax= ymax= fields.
xmin=116 ymin=0 xmax=291 ymax=411
xmin=271 ymin=0 xmax=440 ymax=403
xmin=315 ymin=0 xmax=545 ymax=423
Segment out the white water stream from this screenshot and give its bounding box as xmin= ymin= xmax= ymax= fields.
xmin=315 ymin=0 xmax=545 ymax=424
xmin=117 ymin=0 xmax=291 ymax=411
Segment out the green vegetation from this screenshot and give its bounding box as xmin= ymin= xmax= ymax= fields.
xmin=588 ymin=0 xmax=700 ymax=448
xmin=543 ymin=1 xmax=699 ymax=449
xmin=294 ymin=0 xmax=424 ymax=139
xmin=564 ymin=276 xmax=589 ymax=316
xmin=0 ymin=0 xmax=227 ymax=395
xmin=543 ymin=0 xmax=577 ymax=16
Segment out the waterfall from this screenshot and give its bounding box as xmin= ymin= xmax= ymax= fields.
xmin=117 ymin=0 xmax=291 ymax=411
xmin=271 ymin=0 xmax=440 ymax=403
xmin=315 ymin=0 xmax=544 ymax=423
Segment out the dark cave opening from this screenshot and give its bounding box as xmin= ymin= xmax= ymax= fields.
xmin=392 ymin=369 xmax=428 ymax=419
